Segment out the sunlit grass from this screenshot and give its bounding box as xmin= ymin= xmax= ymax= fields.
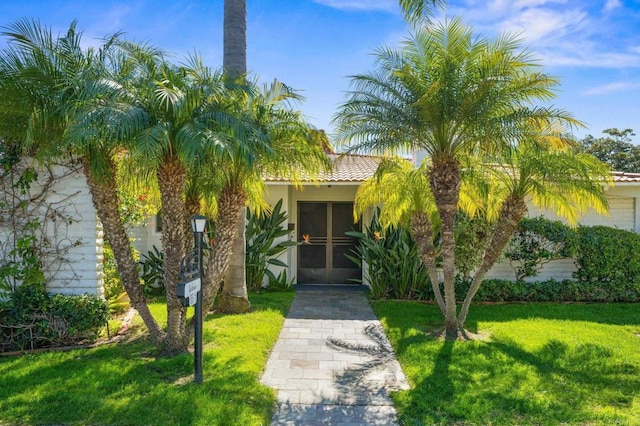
xmin=0 ymin=292 xmax=294 ymax=426
xmin=373 ymin=301 xmax=640 ymax=425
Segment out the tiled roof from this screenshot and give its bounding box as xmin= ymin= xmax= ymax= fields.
xmin=266 ymin=158 xmax=640 ymax=184
xmin=266 ymin=153 xmax=382 ymax=183
xmin=611 ymin=171 xmax=640 ymax=183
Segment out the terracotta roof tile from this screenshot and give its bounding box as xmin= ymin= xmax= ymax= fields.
xmin=611 ymin=171 xmax=640 ymax=183
xmin=265 ymin=153 xmax=382 ymax=183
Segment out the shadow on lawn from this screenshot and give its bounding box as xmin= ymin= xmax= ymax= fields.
xmin=391 ymin=329 xmax=639 ymax=425
xmin=0 ymin=339 xmax=275 ymax=425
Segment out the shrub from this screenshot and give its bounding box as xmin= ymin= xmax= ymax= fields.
xmin=347 ymin=213 xmax=430 ymax=300
xmin=574 ymin=225 xmax=640 ymax=282
xmin=504 ymin=217 xmax=577 ymax=281
xmin=456 ymin=279 xmax=640 ymax=303
xmin=454 ymin=211 xmax=493 ymax=281
xmin=0 ymin=284 xmax=109 ymax=352
xmin=246 ymin=200 xmax=298 ymax=292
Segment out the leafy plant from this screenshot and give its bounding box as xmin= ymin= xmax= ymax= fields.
xmin=574 ymin=225 xmax=640 ymax=282
xmin=138 ymin=245 xmax=165 ymax=295
xmin=454 ymin=211 xmax=493 ymax=281
xmin=246 ymin=199 xmax=297 ymax=292
xmin=504 ymin=216 xmax=577 ymax=281
xmin=1 ymin=283 xmax=109 ymax=351
xmin=347 ymin=212 xmax=430 ymax=300
xmin=266 ymin=269 xmax=295 ymax=292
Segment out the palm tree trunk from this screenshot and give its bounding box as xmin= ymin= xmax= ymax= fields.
xmin=223 ymin=0 xmax=247 ymax=77
xmin=82 ymin=160 xmax=164 ymax=343
xmin=219 ymin=207 xmax=251 ymax=313
xmin=221 ymin=0 xmax=250 ymax=313
xmin=202 ymin=185 xmax=248 ymax=311
xmin=458 ymin=195 xmax=527 ymax=327
xmin=429 ymin=157 xmax=461 ymax=340
xmin=157 ymin=158 xmax=188 ymax=355
xmin=410 ymin=211 xmax=445 ymax=315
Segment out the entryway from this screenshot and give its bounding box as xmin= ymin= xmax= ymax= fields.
xmin=297 ymin=202 xmax=361 ymax=284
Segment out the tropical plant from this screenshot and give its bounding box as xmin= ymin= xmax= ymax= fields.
xmin=0 ymin=20 xmax=163 ymax=341
xmin=457 ymin=140 xmax=610 ymax=327
xmin=334 ymin=18 xmax=588 ymax=338
xmin=245 ymin=199 xmax=297 ymax=292
xmin=347 ymin=212 xmax=430 ymax=300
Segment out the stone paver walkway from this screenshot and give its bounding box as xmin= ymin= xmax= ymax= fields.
xmin=261 ymin=285 xmax=410 ymax=425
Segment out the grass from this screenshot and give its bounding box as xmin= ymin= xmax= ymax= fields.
xmin=372 ymin=301 xmax=640 ymax=425
xmin=0 ymin=291 xmax=294 ymax=426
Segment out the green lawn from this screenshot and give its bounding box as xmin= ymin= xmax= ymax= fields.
xmin=0 ymin=292 xmax=294 ymax=426
xmin=372 ymin=301 xmax=640 ymax=425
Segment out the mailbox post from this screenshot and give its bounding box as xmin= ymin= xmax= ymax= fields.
xmin=176 ymin=214 xmax=207 ymax=384
xmin=192 ymin=214 xmax=207 ymax=384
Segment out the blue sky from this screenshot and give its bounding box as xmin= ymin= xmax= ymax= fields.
xmin=1 ymin=0 xmax=639 ymax=142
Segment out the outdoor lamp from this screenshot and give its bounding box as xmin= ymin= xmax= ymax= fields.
xmin=191 ymin=214 xmax=207 ymax=233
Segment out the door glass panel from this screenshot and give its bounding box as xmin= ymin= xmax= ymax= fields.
xmin=299 ymin=244 xmax=326 ymax=269
xmin=299 ymin=202 xmax=327 ymax=240
xmin=332 ymin=245 xmax=358 ymax=269
xmin=331 ymin=203 xmax=356 ymax=236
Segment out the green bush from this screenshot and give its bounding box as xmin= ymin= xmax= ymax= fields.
xmin=574 ymin=225 xmax=640 ymax=282
xmin=504 ymin=217 xmax=577 ymax=281
xmin=0 ymin=284 xmax=109 ymax=352
xmin=347 ymin=212 xmax=430 ymax=300
xmin=455 ymin=279 xmax=640 ymax=303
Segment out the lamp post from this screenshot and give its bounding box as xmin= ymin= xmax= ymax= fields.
xmin=191 ymin=214 xmax=207 ymax=384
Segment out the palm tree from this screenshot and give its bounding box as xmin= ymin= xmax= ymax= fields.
xmin=213 ymin=79 xmax=328 ymax=312
xmin=334 ymin=18 xmax=579 ymax=339
xmin=399 ymin=0 xmax=446 ymax=25
xmin=353 ymin=157 xmax=444 ymax=312
xmin=457 ymin=139 xmax=611 ymax=326
xmin=0 ymin=20 xmax=164 ymax=341
xmin=109 ymin=44 xmax=242 ymax=353
xmin=221 ymin=0 xmax=250 ymax=313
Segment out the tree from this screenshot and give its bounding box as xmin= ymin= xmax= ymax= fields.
xmin=457 ymin=139 xmax=610 ymax=326
xmin=220 ymin=0 xmax=250 ymax=312
xmin=578 ymin=128 xmax=639 ymax=172
xmin=212 ymin=79 xmax=328 ymax=312
xmin=334 ymin=18 xmax=579 ymax=339
xmin=0 ymin=20 xmax=164 ymax=341
xmin=399 ymin=0 xmax=446 ymax=25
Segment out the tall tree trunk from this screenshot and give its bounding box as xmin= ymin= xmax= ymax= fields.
xmin=223 ymin=0 xmax=247 ymax=77
xmin=219 ymin=207 xmax=251 ymax=313
xmin=82 ymin=160 xmax=164 ymax=343
xmin=221 ymin=0 xmax=250 ymax=313
xmin=410 ymin=211 xmax=445 ymax=315
xmin=429 ymin=157 xmax=461 ymax=340
xmin=157 ymin=158 xmax=188 ymax=355
xmin=458 ymin=195 xmax=527 ymax=327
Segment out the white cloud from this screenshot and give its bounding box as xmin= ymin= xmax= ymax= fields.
xmin=311 ymin=0 xmax=398 ymax=13
xmin=499 ymin=7 xmax=589 ymax=44
xmin=584 ymin=81 xmax=640 ymax=95
xmin=604 ymin=0 xmax=622 ymax=12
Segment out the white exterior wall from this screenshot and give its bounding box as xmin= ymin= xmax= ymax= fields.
xmin=0 ymin=162 xmax=103 ymax=296
xmin=486 ymin=184 xmax=638 ymax=282
xmin=46 ymin=168 xmax=103 ymax=296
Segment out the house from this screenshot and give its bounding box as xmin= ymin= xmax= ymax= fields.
xmin=131 ymin=156 xmax=640 ymax=287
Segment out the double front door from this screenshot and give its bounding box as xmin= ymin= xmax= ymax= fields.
xmin=297 ymin=202 xmax=361 ymax=284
